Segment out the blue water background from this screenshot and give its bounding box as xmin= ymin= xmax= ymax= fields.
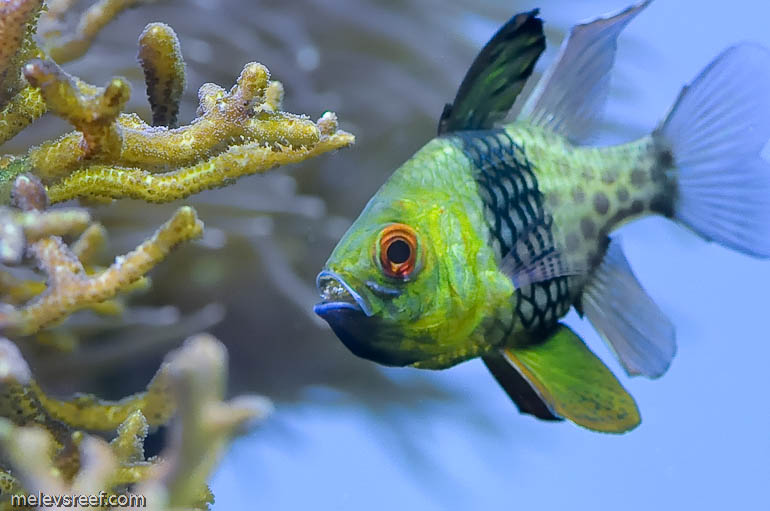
xmin=212 ymin=1 xmax=770 ymax=509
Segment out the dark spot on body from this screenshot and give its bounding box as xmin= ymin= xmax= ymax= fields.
xmin=572 ymin=187 xmax=585 ymax=203
xmin=657 ymin=149 xmax=674 ymax=168
xmin=593 ymin=192 xmax=610 ymax=215
xmin=581 ymin=217 xmax=596 ymax=239
xmin=650 ymin=194 xmax=674 ymax=217
xmin=566 ymin=232 xmax=580 ymax=251
xmin=630 ymin=199 xmax=644 ymax=215
xmin=616 ymin=186 xmax=629 ymax=202
xmin=630 ymin=168 xmax=647 ymax=186
xmin=651 ymin=166 xmax=668 ymax=184
xmin=602 ymin=171 xmax=616 ymax=184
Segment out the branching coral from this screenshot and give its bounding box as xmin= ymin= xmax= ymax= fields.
xmin=0 ymin=334 xmax=269 ymax=510
xmin=0 ymin=0 xmax=353 ymax=342
xmin=41 ymin=0 xmax=163 ymax=64
xmin=2 ymin=204 xmax=203 ymax=336
xmin=0 ymin=0 xmax=354 ymax=201
xmin=0 ymin=0 xmax=354 ymax=506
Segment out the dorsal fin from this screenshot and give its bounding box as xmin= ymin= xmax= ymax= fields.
xmin=438 ymin=10 xmax=545 ymax=134
xmin=519 ymin=1 xmax=652 ymax=142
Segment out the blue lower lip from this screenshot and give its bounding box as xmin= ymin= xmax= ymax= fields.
xmin=313 ymin=302 xmax=363 ymax=316
xmin=315 ymin=270 xmax=373 ymax=317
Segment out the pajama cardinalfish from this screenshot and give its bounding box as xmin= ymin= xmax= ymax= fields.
xmin=314 ymin=0 xmax=770 ymax=432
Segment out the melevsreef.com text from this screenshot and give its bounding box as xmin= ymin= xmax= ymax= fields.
xmin=11 ymin=492 xmax=146 ymax=508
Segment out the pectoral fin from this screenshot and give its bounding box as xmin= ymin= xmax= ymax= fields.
xmin=499 ymin=219 xmax=589 ymax=288
xmin=489 ymin=324 xmax=640 ymax=433
xmin=438 ymin=10 xmax=545 ymax=134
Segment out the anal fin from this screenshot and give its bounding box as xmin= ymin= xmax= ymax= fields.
xmin=583 ymin=238 xmax=676 ymax=378
xmin=488 ymin=324 xmax=640 ymax=433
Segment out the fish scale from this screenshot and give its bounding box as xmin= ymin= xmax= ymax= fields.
xmin=453 ymin=129 xmax=575 ymax=340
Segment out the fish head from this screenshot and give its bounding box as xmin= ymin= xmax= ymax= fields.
xmin=314 ymin=146 xmax=513 ymax=368
xmin=314 ymin=214 xmax=431 ymax=367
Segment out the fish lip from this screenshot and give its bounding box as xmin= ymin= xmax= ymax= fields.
xmin=314 ymin=270 xmax=373 ymax=317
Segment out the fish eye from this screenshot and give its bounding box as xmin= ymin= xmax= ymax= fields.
xmin=378 ymin=223 xmax=418 ymax=280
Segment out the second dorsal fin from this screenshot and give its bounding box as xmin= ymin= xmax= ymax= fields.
xmin=519 ymin=1 xmax=652 ymax=142
xmin=438 ymin=10 xmax=545 ymax=134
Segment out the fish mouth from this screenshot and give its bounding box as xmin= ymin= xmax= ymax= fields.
xmin=313 ymin=270 xmax=423 ymax=367
xmin=313 ymin=270 xmax=373 ymax=317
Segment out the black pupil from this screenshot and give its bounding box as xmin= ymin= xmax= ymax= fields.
xmin=387 ymin=239 xmax=411 ymax=264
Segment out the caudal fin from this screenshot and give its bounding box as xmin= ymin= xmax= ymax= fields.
xmin=656 ymin=44 xmax=770 ymax=258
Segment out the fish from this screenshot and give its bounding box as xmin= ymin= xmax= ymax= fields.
xmin=313 ymin=0 xmax=770 ymax=433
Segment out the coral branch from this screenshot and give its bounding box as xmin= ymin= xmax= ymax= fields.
xmin=138 ymin=22 xmax=186 ymax=128
xmin=0 ymin=86 xmax=46 ymax=146
xmin=0 ymin=0 xmax=44 ymax=104
xmin=0 ymin=78 xmax=99 ymax=150
xmin=109 ymin=410 xmax=147 ymax=462
xmin=0 ymin=335 xmax=30 ymax=384
xmin=71 ymin=222 xmax=107 ymax=265
xmin=1 ymin=206 xmax=203 ymax=335
xmin=13 ymin=207 xmax=91 ymax=241
xmin=10 ymin=173 xmax=47 ymax=211
xmin=0 ymin=338 xmax=75 ymax=452
xmin=24 ymin=58 xmax=130 ymax=160
xmin=0 ymin=204 xmax=90 ymax=264
xmin=28 ymin=61 xmax=338 ymax=184
xmin=47 ymin=126 xmax=355 ymax=203
xmin=44 ymin=0 xmax=163 ymax=64
xmin=0 ymin=334 xmax=269 ymax=510
xmin=265 ymin=80 xmax=285 ymax=112
xmin=31 ymin=364 xmax=174 ymax=430
xmin=139 ymin=334 xmax=272 ymax=509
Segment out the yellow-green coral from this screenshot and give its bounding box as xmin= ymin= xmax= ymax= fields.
xmin=49 ymin=117 xmax=353 ymax=203
xmin=0 ymin=334 xmax=270 ymax=510
xmin=0 ymin=0 xmax=153 ymax=146
xmin=0 ymin=85 xmax=46 ymax=145
xmin=1 ymin=205 xmax=203 ymax=335
xmin=0 ymin=0 xmax=44 ymax=103
xmin=42 ymin=0 xmax=162 ymax=64
xmin=138 ymin=22 xmax=186 ymax=128
xmin=0 ymin=1 xmax=354 ymax=203
xmin=0 ymin=0 xmax=355 ymax=506
xmin=22 ymin=60 xmax=352 ymax=191
xmin=24 ymin=57 xmax=130 ymax=160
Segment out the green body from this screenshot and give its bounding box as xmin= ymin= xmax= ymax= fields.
xmin=322 ymin=122 xmax=671 ymax=369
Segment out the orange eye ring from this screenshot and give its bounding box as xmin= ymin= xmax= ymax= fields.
xmin=378 ymin=223 xmax=419 ymax=280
